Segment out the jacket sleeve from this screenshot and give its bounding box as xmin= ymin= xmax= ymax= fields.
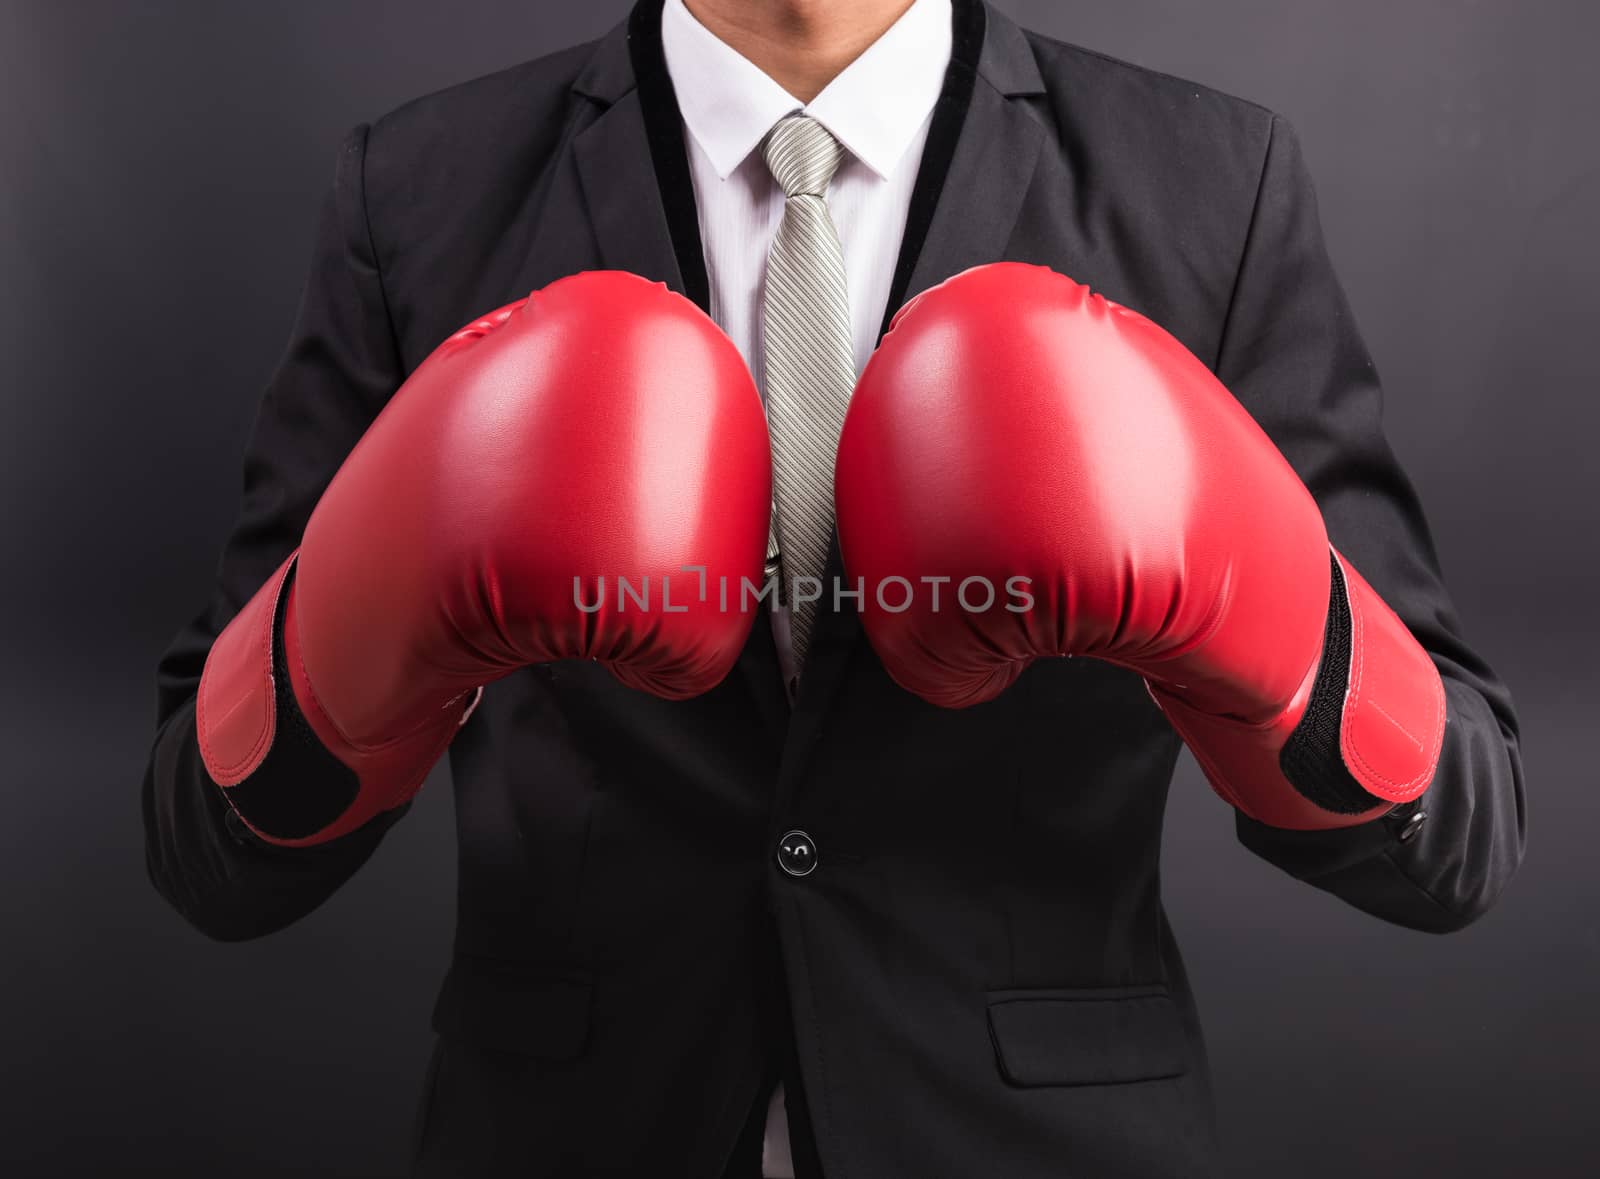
xmin=1215 ymin=115 xmax=1527 ymax=933
xmin=142 ymin=124 xmax=410 ymax=941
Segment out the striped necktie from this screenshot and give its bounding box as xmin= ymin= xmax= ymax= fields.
xmin=760 ymin=114 xmax=854 ymax=670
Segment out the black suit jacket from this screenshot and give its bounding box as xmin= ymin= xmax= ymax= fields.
xmin=142 ymin=2 xmax=1526 ymax=1176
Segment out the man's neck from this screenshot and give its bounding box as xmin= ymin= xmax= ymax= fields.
xmin=683 ymin=0 xmax=917 ymax=103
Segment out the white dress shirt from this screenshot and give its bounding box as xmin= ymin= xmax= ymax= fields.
xmin=660 ymin=0 xmax=952 ymax=1172
xmin=662 ymin=0 xmax=952 ymax=705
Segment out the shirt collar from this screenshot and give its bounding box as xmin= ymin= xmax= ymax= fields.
xmin=661 ymin=0 xmax=953 ymax=182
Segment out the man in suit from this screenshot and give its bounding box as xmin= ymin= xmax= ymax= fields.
xmin=142 ymin=1 xmax=1526 ymax=1175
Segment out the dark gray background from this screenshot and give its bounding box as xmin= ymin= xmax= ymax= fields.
xmin=3 ymin=1 xmax=1595 ymax=1175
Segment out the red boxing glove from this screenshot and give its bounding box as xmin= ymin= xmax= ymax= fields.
xmin=198 ymin=271 xmax=771 ymax=845
xmin=834 ymin=263 xmax=1444 ymax=829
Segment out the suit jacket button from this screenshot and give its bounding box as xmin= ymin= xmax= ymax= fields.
xmin=1397 ymin=808 xmax=1428 ymax=843
xmin=777 ymin=830 xmax=818 ymax=877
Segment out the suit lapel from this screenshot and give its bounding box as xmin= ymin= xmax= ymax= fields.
xmin=898 ymin=14 xmax=1047 ymax=310
xmin=780 ymin=1 xmax=1048 ymax=777
xmin=571 ymin=93 xmax=686 ymax=291
xmin=566 ymin=6 xmax=691 ymax=297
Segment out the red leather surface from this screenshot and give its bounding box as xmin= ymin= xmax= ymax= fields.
xmin=197 ymin=271 xmax=770 ymax=841
xmin=1335 ymin=553 xmax=1445 ymax=805
xmin=835 ymin=263 xmax=1441 ymax=826
xmin=195 ymin=553 xmax=295 ymax=787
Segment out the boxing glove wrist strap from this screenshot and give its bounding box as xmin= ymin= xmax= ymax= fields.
xmin=197 ymin=555 xmax=469 ymax=846
xmin=1152 ymin=549 xmax=1445 ymax=831
xmin=1278 ymin=554 xmax=1382 ymax=814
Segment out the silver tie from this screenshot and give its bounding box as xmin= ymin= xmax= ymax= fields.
xmin=761 ymin=114 xmax=854 ymax=668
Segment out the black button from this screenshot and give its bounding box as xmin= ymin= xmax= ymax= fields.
xmin=1397 ymin=808 xmax=1428 ymax=843
xmin=777 ymin=830 xmax=818 ymax=877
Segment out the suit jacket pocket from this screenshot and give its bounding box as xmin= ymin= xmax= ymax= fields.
xmin=431 ymin=953 xmax=593 ymax=1062
xmin=985 ymin=984 xmax=1188 ymax=1087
